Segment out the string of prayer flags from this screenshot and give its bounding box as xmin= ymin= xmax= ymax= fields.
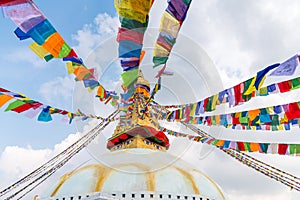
xmin=167 ymin=100 xmax=300 ymax=131
xmin=160 ymin=54 xmax=300 ymax=113
xmin=162 ymin=75 xmax=300 ymax=116
xmin=153 ymin=0 xmax=192 ymax=67
xmin=116 ymin=0 xmax=153 ymax=72
xmin=0 ymin=0 xmax=116 ymax=103
xmin=115 ymin=1 xmax=155 ymax=121
xmin=161 ymin=126 xmax=300 ymax=155
xmin=0 ymin=87 xmax=104 ymax=123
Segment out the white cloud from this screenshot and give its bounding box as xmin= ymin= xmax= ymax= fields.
xmin=72 ymin=13 xmax=119 ymax=59
xmin=2 ymin=47 xmax=48 ymax=68
xmin=38 ymin=76 xmax=74 ymax=108
xmin=0 ymin=146 xmax=52 ymax=188
xmin=0 ymin=119 xmax=98 ymax=200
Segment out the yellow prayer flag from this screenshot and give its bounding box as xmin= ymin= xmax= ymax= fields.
xmin=267 ymin=106 xmax=274 ymax=114
xmin=211 ymin=94 xmax=218 ymax=110
xmin=278 ymin=124 xmax=284 ymax=130
xmin=280 ymin=114 xmax=288 ymax=123
xmin=29 ymin=42 xmax=49 ymax=59
xmin=153 ymin=43 xmax=169 ymax=57
xmin=160 ymin=11 xmax=180 ymax=38
xmin=114 ymin=0 xmax=152 ymax=23
xmin=190 ymin=103 xmax=197 ymax=117
xmin=66 ymin=62 xmax=75 ymax=74
xmin=115 ymin=0 xmax=152 ymax=15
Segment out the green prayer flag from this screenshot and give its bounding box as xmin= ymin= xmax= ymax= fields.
xmin=291 ymin=78 xmax=300 ymax=90
xmin=4 ymin=100 xmax=25 ymax=112
xmin=120 ymin=17 xmax=148 ymax=33
xmin=58 ymin=43 xmax=71 ymax=58
xmin=289 ymin=144 xmax=300 ymax=154
xmin=239 ymin=116 xmax=249 ymax=124
xmin=205 ymin=96 xmax=214 ymax=112
xmin=211 ymin=139 xmax=219 ymax=145
xmin=153 ymin=56 xmax=168 ymax=67
xmin=272 ymin=125 xmax=278 ymax=131
xmin=244 ymin=142 xmax=251 ymax=152
xmin=211 ymin=116 xmax=216 ymax=125
xmin=271 ymin=115 xmax=279 ymax=126
xmin=121 ymin=69 xmax=139 ymax=87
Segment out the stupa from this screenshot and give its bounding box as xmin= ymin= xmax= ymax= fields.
xmin=38 ymin=71 xmax=226 ymax=200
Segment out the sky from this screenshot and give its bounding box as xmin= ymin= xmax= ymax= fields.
xmin=1 ymin=0 xmax=300 ymax=200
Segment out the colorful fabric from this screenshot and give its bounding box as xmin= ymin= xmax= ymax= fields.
xmin=0 ymin=1 xmax=115 ymax=103
xmin=270 ymin=55 xmax=299 ymax=76
xmin=152 ymin=0 xmax=192 ymax=67
xmin=114 ymin=0 xmax=153 ymax=23
xmin=1 ymin=1 xmax=45 ymax=32
xmin=162 ymin=126 xmax=300 ymax=155
xmin=0 ymin=87 xmax=104 ymax=123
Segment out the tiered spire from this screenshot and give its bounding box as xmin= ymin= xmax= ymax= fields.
xmin=107 ymin=70 xmax=169 ymax=151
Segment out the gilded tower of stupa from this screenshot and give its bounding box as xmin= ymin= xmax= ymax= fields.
xmin=107 ymin=70 xmax=169 ymax=152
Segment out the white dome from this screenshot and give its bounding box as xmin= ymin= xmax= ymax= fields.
xmin=42 ymin=149 xmax=225 ymax=200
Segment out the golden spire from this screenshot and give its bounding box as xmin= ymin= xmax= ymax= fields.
xmin=107 ymin=70 xmax=169 ymax=152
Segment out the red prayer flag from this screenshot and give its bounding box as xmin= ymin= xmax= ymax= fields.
xmin=237 ymin=142 xmax=245 ymax=151
xmin=11 ymin=103 xmax=32 ymax=113
xmin=117 ymin=27 xmax=144 ymax=45
xmin=0 ymin=87 xmax=9 ymax=92
xmin=278 ymin=144 xmax=288 ymax=155
xmin=203 ymin=97 xmax=209 ymax=110
xmin=277 ymin=81 xmax=291 ymax=93
xmin=65 ymin=49 xmax=78 ymax=58
xmin=234 ymin=83 xmax=244 ymax=105
xmin=285 ymin=102 xmax=300 ymax=120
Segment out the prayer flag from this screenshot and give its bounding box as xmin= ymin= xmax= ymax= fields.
xmin=37 ymin=106 xmax=52 ymax=122
xmin=0 ymin=94 xmax=13 ymax=108
xmin=29 ymin=42 xmax=49 ymax=59
xmin=4 ymin=100 xmax=25 ymax=112
xmin=270 ymin=55 xmax=299 ymax=76
xmin=121 ymin=68 xmax=139 ymax=87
